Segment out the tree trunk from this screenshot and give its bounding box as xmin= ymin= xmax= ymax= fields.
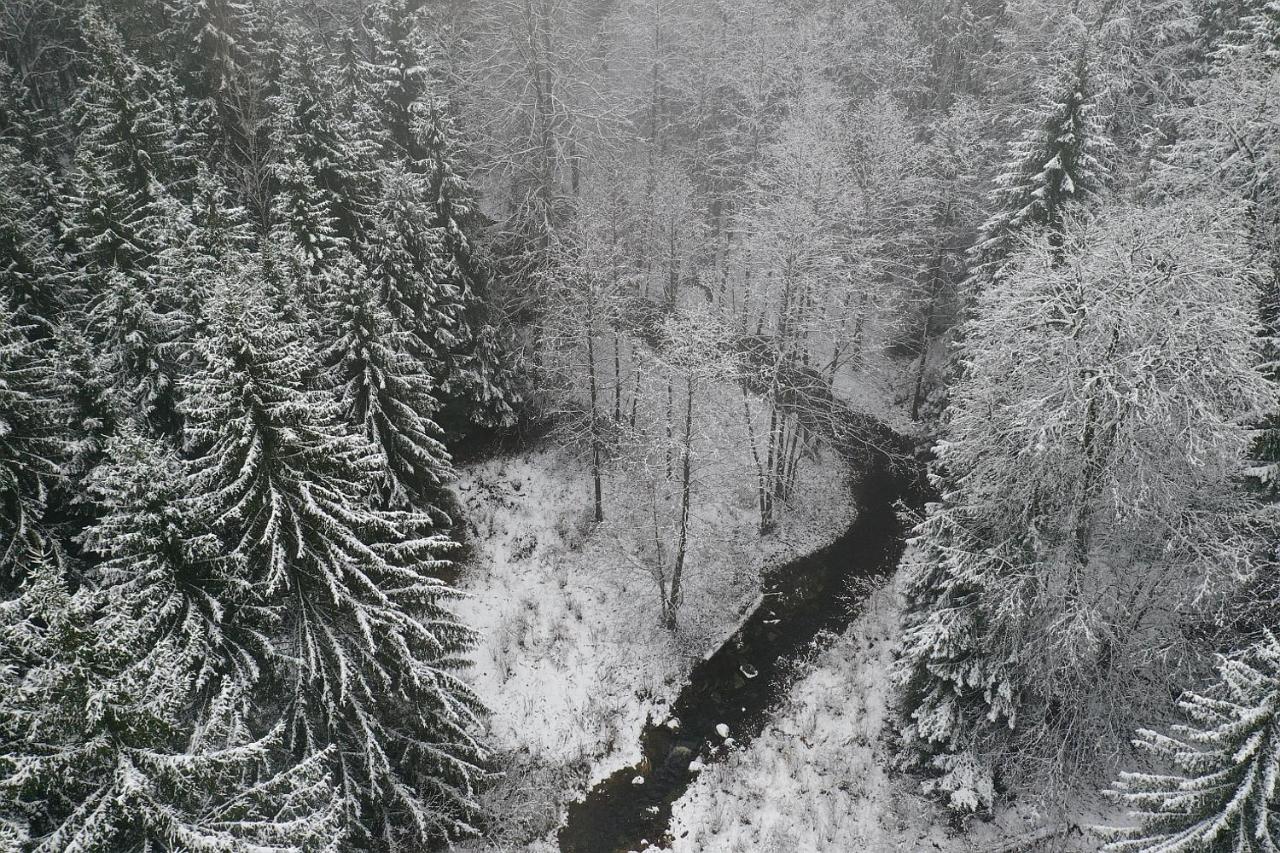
xmin=586 ymin=315 xmax=603 ymax=523
xmin=668 ymin=375 xmax=695 ymax=631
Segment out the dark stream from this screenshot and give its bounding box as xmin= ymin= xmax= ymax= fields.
xmin=557 ymin=451 xmax=924 ymax=853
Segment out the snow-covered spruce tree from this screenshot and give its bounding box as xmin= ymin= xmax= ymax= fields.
xmin=54 ymin=327 xmax=124 ymax=483
xmin=897 ymin=200 xmax=1274 ymax=811
xmin=417 ymin=101 xmax=517 ymax=432
xmin=182 ymin=271 xmax=487 ymax=847
xmin=0 ymin=431 xmax=341 ymax=852
xmin=165 ymin=0 xmax=250 ymax=99
xmin=362 ymin=162 xmax=452 ymax=371
xmin=965 ymin=44 xmax=1110 ymax=290
xmin=0 ymin=143 xmax=63 ymax=335
xmin=318 ymin=255 xmax=454 ymax=517
xmin=1102 ymin=631 xmax=1280 ymax=852
xmin=62 ymin=12 xmax=195 ymax=432
xmin=63 ymin=12 xmax=192 ymax=278
xmin=368 ymin=1 xmax=517 ymax=432
xmin=269 ymin=31 xmax=378 ymax=268
xmin=151 ymin=165 xmax=256 ymax=349
xmin=0 ymin=310 xmax=66 ymax=588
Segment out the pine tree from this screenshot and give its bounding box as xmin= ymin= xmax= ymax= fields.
xmin=0 ymin=432 xmax=341 ymax=852
xmin=1103 ymin=631 xmax=1280 ymax=853
xmin=318 ymin=256 xmax=454 ymax=517
xmin=183 ymin=270 xmax=487 ymax=847
xmin=965 ymin=45 xmax=1111 ymax=289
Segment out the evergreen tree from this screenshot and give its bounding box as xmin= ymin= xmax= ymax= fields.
xmin=0 ymin=432 xmax=341 ymax=851
xmin=416 ymin=101 xmax=517 ymax=432
xmin=0 ymin=310 xmax=65 ymax=588
xmin=965 ymin=45 xmax=1111 ymax=289
xmin=152 ymin=165 xmax=255 ymax=349
xmin=1103 ymin=631 xmax=1280 ymax=853
xmin=62 ymin=13 xmax=195 ymax=430
xmin=166 ymin=0 xmax=251 ymax=100
xmin=55 ymin=327 xmax=125 ymax=483
xmin=0 ymin=144 xmax=63 ymax=334
xmin=183 ymin=272 xmax=487 ymax=847
xmin=269 ymin=32 xmax=378 ymax=266
xmin=368 ymin=1 xmax=517 ymax=432
xmin=318 ymin=256 xmax=454 ymax=517
xmin=64 ymin=13 xmax=192 ymax=278
xmin=364 ymin=162 xmax=452 ymax=370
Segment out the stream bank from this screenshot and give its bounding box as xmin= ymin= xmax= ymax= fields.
xmin=557 ymin=451 xmax=924 ymax=853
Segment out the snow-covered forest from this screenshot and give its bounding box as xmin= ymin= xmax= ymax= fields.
xmin=1 ymin=0 xmax=1278 ymax=850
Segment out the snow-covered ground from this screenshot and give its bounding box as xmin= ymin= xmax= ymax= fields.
xmin=451 ymin=435 xmax=854 ymax=849
xmin=660 ymin=580 xmax=1105 ymax=853
xmin=450 ymin=354 xmax=1105 ymax=852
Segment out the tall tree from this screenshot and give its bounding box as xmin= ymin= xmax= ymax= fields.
xmin=62 ymin=13 xmax=194 ymax=431
xmin=0 ymin=432 xmax=340 ymax=852
xmin=0 ymin=309 xmax=65 ymax=587
xmin=897 ymin=201 xmax=1273 ymax=809
xmin=318 ymin=255 xmax=455 ymax=518
xmin=964 ymin=43 xmax=1110 ymax=290
xmin=183 ymin=272 xmax=487 ymax=847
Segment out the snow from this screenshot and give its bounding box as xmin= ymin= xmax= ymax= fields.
xmin=659 ymin=582 xmax=1107 ymax=853
xmin=451 ymin=427 xmax=854 ymax=848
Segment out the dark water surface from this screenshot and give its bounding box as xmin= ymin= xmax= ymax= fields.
xmin=557 ymin=453 xmax=923 ymax=853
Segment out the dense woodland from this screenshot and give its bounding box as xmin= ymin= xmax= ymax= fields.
xmin=0 ymin=0 xmax=1278 ymax=850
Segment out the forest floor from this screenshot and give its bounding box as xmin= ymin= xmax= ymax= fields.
xmin=452 ymin=344 xmax=1109 ymax=852
xmin=451 ymin=430 xmax=855 ymax=850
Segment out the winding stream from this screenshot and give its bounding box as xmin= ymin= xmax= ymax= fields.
xmin=557 ymin=450 xmax=924 ymax=853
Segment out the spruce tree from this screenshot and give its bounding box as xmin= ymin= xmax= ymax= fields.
xmin=269 ymin=32 xmax=377 ymax=267
xmin=318 ymin=256 xmax=454 ymax=517
xmin=362 ymin=165 xmax=453 ymax=390
xmin=0 ymin=144 xmax=63 ymax=335
xmin=965 ymin=46 xmax=1110 ymax=289
xmin=62 ymin=13 xmax=194 ymax=430
xmin=183 ymin=271 xmax=487 ymax=847
xmin=0 ymin=432 xmax=341 ymax=852
xmin=64 ymin=13 xmax=192 ymax=277
xmin=368 ymin=1 xmax=516 ymax=432
xmin=166 ymin=0 xmax=250 ymax=100
xmin=1103 ymin=631 xmax=1280 ymax=853
xmin=54 ymin=327 xmax=125 ymax=483
xmin=416 ymin=101 xmax=517 ymax=432
xmin=0 ymin=310 xmax=66 ymax=588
